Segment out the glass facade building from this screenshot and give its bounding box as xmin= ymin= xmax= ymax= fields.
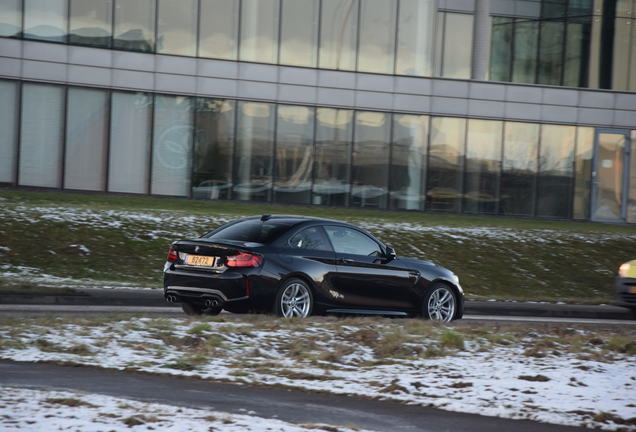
xmin=0 ymin=0 xmax=635 ymax=223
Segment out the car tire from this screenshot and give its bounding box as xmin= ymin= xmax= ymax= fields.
xmin=274 ymin=278 xmax=314 ymax=318
xmin=181 ymin=302 xmax=204 ymax=316
xmin=421 ymin=282 xmax=458 ymax=323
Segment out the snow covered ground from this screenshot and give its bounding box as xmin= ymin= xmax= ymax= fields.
xmin=0 ymin=386 xmax=366 ymax=432
xmin=1 ymin=315 xmax=634 ymax=431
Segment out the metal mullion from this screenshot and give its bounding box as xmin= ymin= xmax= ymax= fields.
xmin=315 ymin=0 xmax=322 ymax=69
xmin=392 ymin=0 xmax=400 ymax=75
xmin=195 ymin=0 xmax=202 ymax=57
xmin=65 ymin=0 xmax=70 ymax=44
xmin=496 ymin=121 xmax=505 ymax=215
xmin=153 ymin=0 xmax=160 ymax=54
xmin=110 ymin=0 xmax=115 ymax=49
xmin=270 ymin=103 xmax=279 ymax=203
xmin=13 ymin=80 xmax=23 ymax=185
xmin=230 ymin=99 xmax=240 ymax=201
xmin=387 ymin=113 xmax=395 ymax=210
xmin=423 ymin=115 xmax=433 ymax=211
xmin=103 ymin=89 xmax=113 ymax=192
xmin=458 ymin=117 xmax=468 ymax=214
xmin=236 ymin=0 xmax=243 ymax=61
xmin=309 ymin=105 xmax=318 ymax=206
xmin=147 ymin=93 xmax=156 ymax=195
xmin=20 ymin=0 xmax=25 ymax=38
xmin=276 ymin=0 xmax=282 ymax=65
xmin=534 ymin=123 xmax=542 ymax=217
xmin=60 ymin=85 xmax=69 ymax=190
xmin=570 ymin=125 xmax=579 ymax=220
xmin=354 ymin=0 xmax=361 ymax=71
xmin=189 ymin=97 xmax=199 ymax=199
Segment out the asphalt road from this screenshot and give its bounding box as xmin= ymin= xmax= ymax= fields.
xmin=0 ymin=360 xmax=593 ymax=432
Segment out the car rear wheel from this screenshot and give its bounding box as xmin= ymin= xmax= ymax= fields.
xmin=275 ymin=278 xmax=313 ymax=318
xmin=422 ymin=283 xmax=457 ymax=322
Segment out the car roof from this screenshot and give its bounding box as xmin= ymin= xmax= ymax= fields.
xmin=241 ymin=214 xmax=347 ymax=225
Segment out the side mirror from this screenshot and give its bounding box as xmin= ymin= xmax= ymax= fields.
xmin=386 ymin=246 xmax=397 ymax=260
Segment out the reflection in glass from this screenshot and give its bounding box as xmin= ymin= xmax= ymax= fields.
xmin=490 ymin=17 xmax=512 ymax=81
xmin=24 ymin=0 xmax=67 ymax=42
xmin=113 ymin=0 xmax=155 ymax=52
xmin=537 ymin=20 xmax=565 ymax=85
xmin=537 ymin=125 xmax=576 ymax=218
xmin=19 ymin=84 xmax=64 ymax=187
xmin=592 ymin=132 xmax=626 ymax=221
xmin=234 ymin=102 xmax=275 ymax=202
xmin=573 ymin=127 xmax=594 ymax=220
xmin=351 ymin=111 xmax=390 ymax=208
xmin=319 ymin=0 xmax=358 ymax=71
xmin=151 ymin=96 xmax=194 ymax=196
xmin=0 ymin=81 xmax=18 ymax=183
xmin=109 ymin=92 xmax=152 ymax=194
xmin=157 ymin=0 xmax=197 ymax=56
xmin=563 ymin=19 xmax=590 ymax=87
xmin=512 ymin=20 xmax=539 ymax=83
xmin=612 ymin=17 xmax=632 ymax=91
xmin=280 ymin=0 xmax=319 ymax=67
xmin=441 ymin=13 xmax=473 ymax=78
xmin=500 ymin=122 xmax=539 ymax=216
xmin=396 ymin=0 xmax=435 ymax=76
xmin=239 ymin=0 xmax=279 ymax=63
xmin=192 ymin=99 xmax=235 ymax=200
xmin=357 ymin=0 xmax=397 ymax=74
xmin=0 ymin=0 xmax=22 ymax=37
xmin=274 ymin=106 xmax=315 ymax=204
xmin=464 ymin=120 xmax=502 ymax=214
xmin=628 ymin=130 xmax=636 ymax=223
xmin=65 ymin=88 xmax=108 ymax=191
xmin=426 ymin=117 xmax=465 ymax=212
xmin=313 ymin=108 xmax=353 ymax=206
xmin=199 ymin=0 xmax=239 ymax=60
xmin=69 ymin=0 xmax=113 ymax=47
xmin=390 ymin=115 xmax=428 ymax=210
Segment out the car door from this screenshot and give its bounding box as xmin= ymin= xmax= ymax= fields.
xmin=323 ymin=225 xmax=415 ymax=310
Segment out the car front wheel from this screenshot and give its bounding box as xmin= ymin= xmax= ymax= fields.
xmin=422 ymin=283 xmax=457 ymax=322
xmin=274 ymin=278 xmax=313 ymax=318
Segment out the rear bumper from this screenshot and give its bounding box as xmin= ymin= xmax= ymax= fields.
xmin=616 ymin=277 xmax=636 ymax=308
xmin=163 ymin=266 xmax=251 ymax=305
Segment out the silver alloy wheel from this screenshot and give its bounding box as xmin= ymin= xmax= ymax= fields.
xmin=427 ymin=286 xmax=456 ymax=322
xmin=280 ymin=282 xmax=311 ymax=318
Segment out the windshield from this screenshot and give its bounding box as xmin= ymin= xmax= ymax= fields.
xmin=203 ymin=219 xmax=292 ymax=243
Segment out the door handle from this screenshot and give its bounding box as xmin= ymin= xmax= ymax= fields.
xmin=338 ymin=258 xmax=355 ymax=264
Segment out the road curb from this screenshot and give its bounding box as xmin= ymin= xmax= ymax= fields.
xmin=0 ymin=287 xmax=633 ymax=320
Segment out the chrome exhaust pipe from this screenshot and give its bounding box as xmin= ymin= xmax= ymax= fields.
xmin=166 ymin=294 xmax=177 ymax=303
xmin=204 ymin=297 xmax=222 ymax=308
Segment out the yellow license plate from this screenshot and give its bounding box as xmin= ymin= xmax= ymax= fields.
xmin=186 ymin=254 xmax=215 ymax=266
xmin=630 ymin=286 xmax=636 ymax=294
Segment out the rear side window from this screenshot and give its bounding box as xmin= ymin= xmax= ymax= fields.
xmin=204 ymin=220 xmax=292 ymax=243
xmin=324 ymin=226 xmax=382 ymax=256
xmin=289 ymin=227 xmax=332 ymax=251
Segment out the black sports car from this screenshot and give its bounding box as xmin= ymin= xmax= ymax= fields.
xmin=163 ymin=215 xmax=463 ymax=322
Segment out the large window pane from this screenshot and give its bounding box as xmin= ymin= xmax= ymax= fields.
xmin=500 ymin=122 xmax=539 ymax=216
xmin=199 ymin=0 xmax=239 ymax=60
xmin=319 ymin=0 xmax=358 ymax=71
xmin=390 ymin=114 xmax=428 ymax=210
xmin=396 ymin=0 xmax=435 ymax=76
xmin=573 ymin=127 xmax=594 ymax=220
xmin=489 ymin=17 xmax=513 ymax=81
xmin=69 ymin=0 xmax=112 ymax=47
xmin=426 ymin=117 xmax=465 ymax=212
xmin=537 ymin=124 xmax=576 ymax=218
xmin=464 ymin=120 xmax=502 ymax=214
xmin=239 ymin=0 xmax=279 ymax=63
xmin=192 ymin=99 xmax=235 ymax=200
xmin=151 ymin=96 xmax=194 ymax=196
xmin=234 ymin=102 xmax=275 ymax=202
xmin=441 ymin=13 xmax=473 ymax=78
xmin=113 ymin=0 xmax=155 ymax=52
xmin=280 ymin=0 xmax=318 ymax=67
xmin=537 ymin=20 xmax=565 ymax=85
xmin=351 ymin=112 xmax=389 ymax=208
xmin=0 ymin=81 xmax=19 ymax=183
xmin=0 ymin=0 xmax=22 ymax=37
xmin=313 ymin=108 xmax=353 ymax=206
xmin=357 ymin=0 xmax=397 ymax=74
xmin=512 ymin=20 xmax=539 ymax=83
xmin=612 ymin=17 xmax=632 ymax=90
xmin=24 ymin=0 xmax=67 ymax=42
xmin=64 ymin=88 xmax=108 ymax=191
xmin=157 ymin=0 xmax=197 ymax=56
xmin=274 ymin=106 xmax=314 ymax=204
xmin=19 ymin=84 xmax=64 ymax=188
xmin=109 ymin=92 xmax=152 ymax=194
xmin=563 ymin=18 xmax=591 ymax=87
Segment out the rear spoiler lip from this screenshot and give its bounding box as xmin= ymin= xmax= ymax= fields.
xmin=174 ymin=239 xmax=265 ymax=250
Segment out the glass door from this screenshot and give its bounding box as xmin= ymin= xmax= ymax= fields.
xmin=591 ymin=129 xmax=631 ymax=222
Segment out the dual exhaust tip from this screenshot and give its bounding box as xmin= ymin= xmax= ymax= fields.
xmin=165 ymin=293 xmax=223 ymax=309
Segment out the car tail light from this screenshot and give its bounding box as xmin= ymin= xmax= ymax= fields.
xmin=167 ymin=246 xmax=177 ymax=262
xmin=226 ymin=252 xmax=262 ymax=268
